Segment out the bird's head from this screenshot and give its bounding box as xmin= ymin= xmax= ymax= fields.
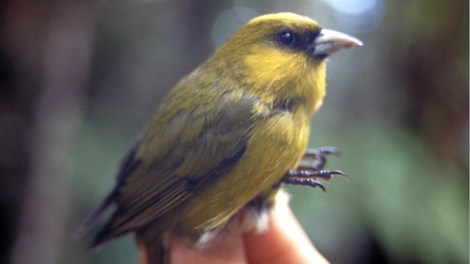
xmin=217 ymin=12 xmax=362 ymax=65
xmin=210 ymin=12 xmax=362 ymax=113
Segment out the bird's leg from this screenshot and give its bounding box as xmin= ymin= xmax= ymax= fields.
xmin=280 ymin=146 xmax=347 ymax=192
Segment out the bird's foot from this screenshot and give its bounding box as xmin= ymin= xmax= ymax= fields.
xmin=280 ymin=146 xmax=347 ymax=192
xmin=302 ymin=146 xmax=340 ymax=170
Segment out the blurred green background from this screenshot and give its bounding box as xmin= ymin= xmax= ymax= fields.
xmin=1 ymin=0 xmax=468 ymax=263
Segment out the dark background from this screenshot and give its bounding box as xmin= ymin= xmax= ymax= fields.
xmin=1 ymin=0 xmax=468 ymax=263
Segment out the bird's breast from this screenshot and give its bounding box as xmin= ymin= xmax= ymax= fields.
xmin=247 ymin=109 xmax=310 ymax=179
xmin=175 ymin=108 xmax=310 ymax=238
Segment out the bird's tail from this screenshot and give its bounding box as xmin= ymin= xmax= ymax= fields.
xmin=73 ymin=187 xmax=117 ymax=239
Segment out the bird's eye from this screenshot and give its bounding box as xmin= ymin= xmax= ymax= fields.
xmin=278 ymin=31 xmax=297 ymax=48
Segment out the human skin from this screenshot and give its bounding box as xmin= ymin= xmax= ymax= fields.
xmin=138 ymin=203 xmax=329 ymax=264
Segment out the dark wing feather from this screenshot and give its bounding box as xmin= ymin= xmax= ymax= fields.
xmin=75 ymin=142 xmax=141 ymax=237
xmin=91 ymin=90 xmax=262 ymax=246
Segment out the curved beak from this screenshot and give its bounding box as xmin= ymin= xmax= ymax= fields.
xmin=312 ymin=29 xmax=363 ymax=57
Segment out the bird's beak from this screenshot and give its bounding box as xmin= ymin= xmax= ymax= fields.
xmin=312 ymin=29 xmax=362 ymax=57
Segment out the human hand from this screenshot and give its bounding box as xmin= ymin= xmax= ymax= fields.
xmin=165 ymin=204 xmax=329 ymax=264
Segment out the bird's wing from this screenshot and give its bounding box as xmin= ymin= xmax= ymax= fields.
xmin=91 ymin=90 xmax=264 ymax=245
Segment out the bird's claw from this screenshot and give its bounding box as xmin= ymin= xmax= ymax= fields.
xmin=279 ymin=146 xmax=347 ymax=191
xmin=304 ymin=146 xmax=340 ymax=158
xmin=286 ymin=169 xmax=347 ymax=181
xmin=281 ymin=176 xmax=326 ymax=192
xmin=302 ymin=146 xmax=340 ymax=171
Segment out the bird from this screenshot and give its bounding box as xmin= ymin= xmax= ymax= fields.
xmin=78 ymin=12 xmax=362 ymax=264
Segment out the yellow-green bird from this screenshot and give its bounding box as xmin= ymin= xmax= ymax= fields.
xmin=80 ymin=12 xmax=361 ymax=263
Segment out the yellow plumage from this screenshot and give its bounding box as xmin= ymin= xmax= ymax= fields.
xmin=80 ymin=12 xmax=361 ymax=263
